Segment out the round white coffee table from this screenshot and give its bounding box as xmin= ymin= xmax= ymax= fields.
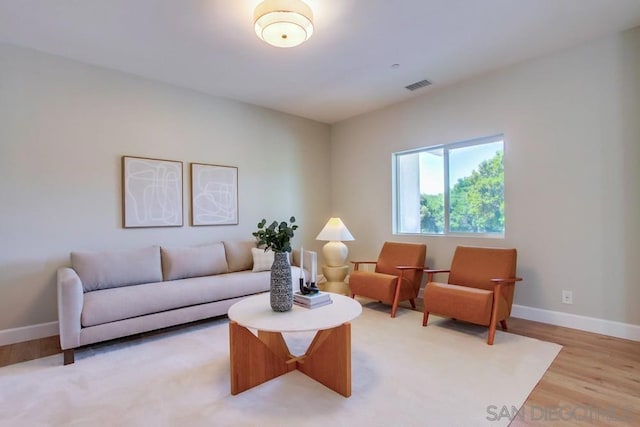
xmin=228 ymin=292 xmax=362 ymax=397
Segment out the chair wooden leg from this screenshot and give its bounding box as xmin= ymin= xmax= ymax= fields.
xmin=487 ymin=284 xmax=502 ymax=345
xmin=409 ymin=298 xmax=416 ymax=309
xmin=390 ymin=276 xmax=404 ymax=318
xmin=488 ymin=322 xmax=497 ymax=345
xmin=500 ymin=320 xmax=508 ymax=331
xmin=63 ymin=349 xmax=75 ymax=365
xmin=351 ymin=294 xmax=355 ymax=299
xmin=422 ymin=311 xmax=429 ymax=326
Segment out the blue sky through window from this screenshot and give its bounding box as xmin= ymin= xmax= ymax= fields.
xmin=419 ymin=141 xmax=503 ymax=194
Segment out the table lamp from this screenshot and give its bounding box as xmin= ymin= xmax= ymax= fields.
xmin=315 ymin=218 xmax=354 ymax=294
xmin=315 ymin=217 xmax=355 ymax=266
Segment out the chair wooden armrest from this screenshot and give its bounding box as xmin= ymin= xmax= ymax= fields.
xmin=422 ymin=268 xmax=450 ymax=282
xmin=351 ymin=260 xmax=377 ymax=271
xmin=423 ymin=268 xmax=451 ymax=274
xmin=490 ymin=277 xmax=523 ymax=285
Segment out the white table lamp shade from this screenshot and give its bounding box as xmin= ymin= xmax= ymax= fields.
xmin=316 ymin=217 xmax=354 ymax=267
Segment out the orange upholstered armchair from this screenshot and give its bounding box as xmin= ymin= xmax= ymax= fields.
xmin=349 ymin=242 xmax=427 ymax=318
xmin=422 ymin=246 xmax=522 ymax=345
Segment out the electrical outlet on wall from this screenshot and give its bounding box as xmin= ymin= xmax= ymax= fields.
xmin=562 ymin=290 xmax=573 ymax=304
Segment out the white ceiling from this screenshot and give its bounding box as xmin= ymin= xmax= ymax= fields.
xmin=1 ymin=0 xmax=640 ymax=124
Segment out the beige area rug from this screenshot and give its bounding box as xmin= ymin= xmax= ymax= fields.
xmin=0 ymin=300 xmax=561 ymax=427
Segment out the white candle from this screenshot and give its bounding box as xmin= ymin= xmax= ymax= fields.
xmin=299 ymin=246 xmax=304 ymax=283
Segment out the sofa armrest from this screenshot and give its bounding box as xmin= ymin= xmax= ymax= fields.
xmin=57 ymin=267 xmax=83 ymax=350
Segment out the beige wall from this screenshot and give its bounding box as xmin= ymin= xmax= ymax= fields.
xmin=331 ymin=27 xmax=640 ymax=325
xmin=0 ymin=44 xmax=331 ymax=330
xmin=1 ymin=26 xmax=639 ymax=333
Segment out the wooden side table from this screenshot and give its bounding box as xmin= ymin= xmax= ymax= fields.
xmin=227 ymin=292 xmax=362 ymax=397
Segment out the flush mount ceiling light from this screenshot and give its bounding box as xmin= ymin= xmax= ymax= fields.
xmin=254 ymin=0 xmax=314 ymax=48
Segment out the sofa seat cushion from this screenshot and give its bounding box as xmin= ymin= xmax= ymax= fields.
xmin=81 ymin=266 xmax=305 ymax=327
xmin=72 ymin=246 xmax=162 ymax=292
xmin=82 ymin=271 xmax=268 ymax=327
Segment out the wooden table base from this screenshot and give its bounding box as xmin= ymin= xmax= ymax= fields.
xmin=229 ymin=321 xmax=352 ymax=397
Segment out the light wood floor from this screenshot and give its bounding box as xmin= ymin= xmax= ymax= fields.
xmin=0 ymin=335 xmax=61 ymax=368
xmin=1 ymin=311 xmax=638 ymax=426
xmin=505 ymin=317 xmax=639 ymax=426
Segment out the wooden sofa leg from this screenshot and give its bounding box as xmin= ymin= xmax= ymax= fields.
xmin=500 ymin=320 xmax=508 ymax=331
xmin=63 ymin=349 xmax=75 ymax=365
xmin=422 ymin=311 xmax=429 ymax=327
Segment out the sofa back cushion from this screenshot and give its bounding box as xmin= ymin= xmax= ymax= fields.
xmin=71 ymin=246 xmax=162 ymax=292
xmin=223 ymin=240 xmax=256 ymax=272
xmin=161 ymin=243 xmax=228 ymax=281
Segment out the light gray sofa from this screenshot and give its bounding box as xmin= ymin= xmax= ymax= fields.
xmin=57 ymin=240 xmax=316 ymax=364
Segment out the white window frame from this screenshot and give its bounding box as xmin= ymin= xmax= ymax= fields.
xmin=392 ymin=134 xmax=505 ymax=238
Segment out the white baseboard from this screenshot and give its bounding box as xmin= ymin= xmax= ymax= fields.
xmin=0 ymin=321 xmax=59 ymax=346
xmin=419 ymin=287 xmax=639 ymax=342
xmin=511 ymin=304 xmax=640 ymax=342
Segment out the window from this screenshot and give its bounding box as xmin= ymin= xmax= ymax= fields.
xmin=393 ymin=135 xmax=505 ymax=237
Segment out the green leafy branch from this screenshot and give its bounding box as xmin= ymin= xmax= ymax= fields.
xmin=252 ymin=216 xmax=298 ymax=253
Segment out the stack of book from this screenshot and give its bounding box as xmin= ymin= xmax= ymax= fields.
xmin=293 ymin=291 xmax=332 ymax=309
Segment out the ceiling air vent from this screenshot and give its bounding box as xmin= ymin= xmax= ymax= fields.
xmin=405 ymin=79 xmax=432 ymax=91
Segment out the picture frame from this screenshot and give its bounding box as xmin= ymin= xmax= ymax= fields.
xmin=190 ymin=163 xmax=238 ymax=226
xmin=122 ymin=156 xmax=183 ymax=228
